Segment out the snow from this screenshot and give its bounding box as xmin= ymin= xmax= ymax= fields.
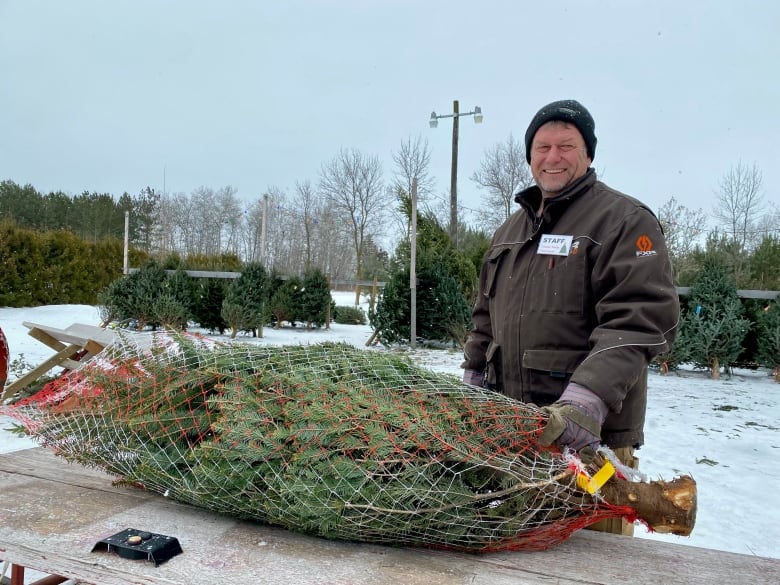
xmin=2 ymin=293 xmax=779 ymax=562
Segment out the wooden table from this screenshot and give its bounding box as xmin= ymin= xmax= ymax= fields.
xmin=1 ymin=448 xmax=778 ymax=585
xmin=1 ymin=323 xmax=115 ymax=403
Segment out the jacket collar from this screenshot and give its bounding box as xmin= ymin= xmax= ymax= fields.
xmin=514 ymin=168 xmax=597 ymax=221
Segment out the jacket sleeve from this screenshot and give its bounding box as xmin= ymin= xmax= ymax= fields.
xmin=461 ymin=255 xmax=493 ymax=373
xmin=569 ymin=206 xmax=679 ymax=412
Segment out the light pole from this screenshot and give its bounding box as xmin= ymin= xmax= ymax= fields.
xmin=260 ymin=193 xmax=269 ymax=265
xmin=429 ymin=100 xmax=483 ymax=244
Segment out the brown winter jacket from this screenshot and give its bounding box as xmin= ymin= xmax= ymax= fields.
xmin=462 ymin=169 xmax=679 ymax=448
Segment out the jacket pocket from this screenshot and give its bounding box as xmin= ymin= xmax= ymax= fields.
xmin=522 ymin=349 xmax=588 ymax=401
xmin=483 ymin=245 xmax=513 ymax=298
xmin=532 ymin=254 xmax=586 ymax=314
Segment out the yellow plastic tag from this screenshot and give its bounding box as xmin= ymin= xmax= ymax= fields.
xmin=576 ymin=460 xmax=616 ymax=494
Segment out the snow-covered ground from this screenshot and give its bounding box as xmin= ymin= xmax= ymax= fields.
xmin=2 ymin=293 xmax=779 ymax=563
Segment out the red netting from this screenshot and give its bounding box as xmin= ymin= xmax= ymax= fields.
xmin=2 ymin=331 xmax=637 ymax=552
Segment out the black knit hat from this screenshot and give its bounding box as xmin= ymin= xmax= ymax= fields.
xmin=524 ymin=99 xmax=597 ymax=163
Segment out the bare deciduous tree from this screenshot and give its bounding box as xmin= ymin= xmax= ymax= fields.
xmin=714 ymin=162 xmax=765 ymax=251
xmin=390 ymin=135 xmax=435 ymax=245
xmin=294 ymin=180 xmax=318 ymax=272
xmin=658 ymin=196 xmax=708 ymax=283
xmin=130 ymin=159 xmax=387 ymax=282
xmin=263 ymin=186 xmax=298 ymax=275
xmin=140 ymin=182 xmax=357 ymax=279
xmin=235 ymin=195 xmax=266 ymax=264
xmin=319 ymin=148 xmax=385 ymax=301
xmin=189 ymin=187 xmax=219 ymax=256
xmin=215 ymin=186 xmax=243 ymax=256
xmin=392 ymin=135 xmax=435 ymax=206
xmin=714 ymin=162 xmax=765 ymax=283
xmin=153 ymin=191 xmax=184 ymax=255
xmin=315 ymin=209 xmax=356 ymax=281
xmin=156 ymin=190 xmax=198 ymax=256
xmin=754 ymin=201 xmax=780 ymax=240
xmin=471 ymin=134 xmax=533 ymax=232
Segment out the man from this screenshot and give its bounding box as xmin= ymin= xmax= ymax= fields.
xmin=462 ymin=99 xmax=679 ymax=535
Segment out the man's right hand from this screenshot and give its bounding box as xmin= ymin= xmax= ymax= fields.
xmin=462 ymin=369 xmax=485 ymax=387
xmin=538 ymin=383 xmax=608 ymax=452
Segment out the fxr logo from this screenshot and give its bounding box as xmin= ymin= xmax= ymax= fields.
xmin=636 ymin=235 xmax=657 ymax=257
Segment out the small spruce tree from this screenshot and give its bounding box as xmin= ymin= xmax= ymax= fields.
xmin=371 ymin=264 xmax=471 ymax=346
xmin=369 ymin=269 xmax=411 ymax=344
xmin=299 ymin=269 xmax=331 ymax=329
xmin=370 ymin=198 xmax=476 ymax=346
xmin=221 ymin=262 xmax=269 ymax=338
xmin=98 ymin=275 xmax=136 ymax=326
xmin=684 ymin=258 xmax=750 ymax=379
xmin=192 ymin=278 xmax=228 ymax=334
xmin=126 ymin=260 xmax=168 ymax=330
xmin=163 ymin=268 xmax=196 ymax=321
xmin=153 ymin=293 xmax=189 ymax=330
xmin=268 ymin=277 xmax=303 ymax=328
xmin=416 ymin=264 xmax=472 ymax=344
xmin=221 ymin=298 xmax=258 ymax=339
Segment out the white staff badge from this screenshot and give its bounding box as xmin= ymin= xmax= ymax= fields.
xmin=537 ymin=234 xmax=573 ymax=256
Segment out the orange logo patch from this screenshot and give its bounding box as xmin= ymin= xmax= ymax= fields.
xmin=636 ymin=235 xmax=657 ymax=257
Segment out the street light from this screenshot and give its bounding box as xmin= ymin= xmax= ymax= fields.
xmin=429 ymin=100 xmax=483 ymax=244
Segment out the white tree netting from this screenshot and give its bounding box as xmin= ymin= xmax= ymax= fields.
xmin=3 ymin=331 xmax=693 ymax=552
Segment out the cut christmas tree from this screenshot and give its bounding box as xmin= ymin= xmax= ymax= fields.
xmin=2 ymin=332 xmax=696 ymax=552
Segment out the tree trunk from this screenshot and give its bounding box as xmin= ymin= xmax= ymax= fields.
xmin=710 ymin=357 xmax=720 ymax=380
xmin=601 ymin=474 xmax=697 ymax=536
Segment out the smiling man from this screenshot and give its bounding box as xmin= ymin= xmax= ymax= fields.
xmin=461 ymin=99 xmax=680 ymax=535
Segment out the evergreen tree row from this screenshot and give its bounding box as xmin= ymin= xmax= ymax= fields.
xmin=98 ymin=261 xmax=334 ymax=337
xmin=0 ymin=221 xmax=148 ymax=307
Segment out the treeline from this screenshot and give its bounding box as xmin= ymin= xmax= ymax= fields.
xmin=4 ymin=159 xmax=778 ymax=293
xmin=0 ymin=178 xmax=387 ymax=284
xmin=0 ymin=179 xmax=156 ymax=244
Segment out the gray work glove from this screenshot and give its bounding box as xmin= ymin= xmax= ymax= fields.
xmin=538 ymin=383 xmax=608 ymax=452
xmin=462 ymin=369 xmax=485 ymax=387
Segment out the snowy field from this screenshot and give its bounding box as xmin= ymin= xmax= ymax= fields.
xmin=1 ymin=292 xmax=779 ymax=563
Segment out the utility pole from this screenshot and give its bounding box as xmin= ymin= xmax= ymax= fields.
xmin=260 ymin=193 xmax=269 ymax=265
xmin=410 ymin=177 xmax=418 ymax=349
xmin=449 ymin=100 xmax=459 ymax=244
xmin=429 ymin=101 xmax=483 ymax=246
xmin=123 ymin=211 xmax=130 ymax=275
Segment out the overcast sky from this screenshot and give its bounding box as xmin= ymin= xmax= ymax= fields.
xmin=1 ymin=0 xmax=778 ymax=228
